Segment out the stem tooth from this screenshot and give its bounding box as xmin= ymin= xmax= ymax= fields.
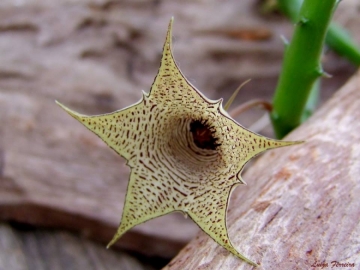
xmin=298 ymin=16 xmax=309 ymax=25
xmin=315 ymin=66 xmax=332 ymax=78
xmin=321 ymin=71 xmax=332 ymax=78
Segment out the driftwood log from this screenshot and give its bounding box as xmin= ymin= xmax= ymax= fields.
xmin=164 ymin=72 xmax=360 ymax=269
xmin=0 ymin=223 xmax=151 ymax=270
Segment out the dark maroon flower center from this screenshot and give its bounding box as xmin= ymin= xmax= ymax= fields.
xmin=190 ymin=119 xmax=220 ymax=150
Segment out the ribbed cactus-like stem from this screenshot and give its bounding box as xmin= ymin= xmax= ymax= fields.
xmin=271 ymin=0 xmax=338 ymax=138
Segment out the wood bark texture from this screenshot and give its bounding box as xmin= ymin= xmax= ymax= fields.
xmin=0 ymin=223 xmax=151 ymax=270
xmin=164 ymin=71 xmax=360 ymax=269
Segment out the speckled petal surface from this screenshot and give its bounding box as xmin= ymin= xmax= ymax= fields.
xmin=57 ymin=18 xmax=301 ymax=267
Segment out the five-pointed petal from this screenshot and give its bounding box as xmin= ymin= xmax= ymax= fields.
xmin=57 ymin=18 xmax=301 ymax=266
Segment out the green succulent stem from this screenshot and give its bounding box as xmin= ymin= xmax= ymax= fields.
xmin=277 ymin=0 xmax=302 ymax=21
xmin=278 ymin=0 xmax=360 ymax=66
xmin=326 ymin=22 xmax=360 ymax=66
xmin=271 ymin=0 xmax=338 ymax=138
xmin=301 ymin=79 xmax=320 ymax=122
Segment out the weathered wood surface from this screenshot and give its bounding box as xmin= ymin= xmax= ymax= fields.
xmin=164 ymin=72 xmax=360 ymax=269
xmin=0 ymin=223 xmax=151 ymax=270
xmin=0 ymin=0 xmax=358 ymax=260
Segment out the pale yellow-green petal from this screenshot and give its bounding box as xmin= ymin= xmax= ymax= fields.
xmin=188 ymin=184 xmax=258 ymax=267
xmin=107 ymin=169 xmax=177 ymax=248
xmin=149 ymin=17 xmax=213 ymax=106
xmin=56 ymin=99 xmax=149 ymax=162
xmin=57 ymin=18 xmax=302 ymax=267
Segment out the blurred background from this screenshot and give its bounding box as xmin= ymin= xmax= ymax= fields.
xmin=0 ymin=0 xmax=358 ymax=269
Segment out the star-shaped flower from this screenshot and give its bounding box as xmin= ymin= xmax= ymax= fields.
xmin=57 ymin=18 xmax=300 ymax=266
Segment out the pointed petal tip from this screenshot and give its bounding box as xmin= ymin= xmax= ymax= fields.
xmin=55 ymin=99 xmax=65 ymax=108
xmin=234 ymin=249 xmax=259 ymax=267
xmin=244 ymin=258 xmax=259 ymax=267
xmin=168 ymin=17 xmax=174 ymax=31
xmin=55 ymin=100 xmax=71 ymax=114
xmin=159 ymin=17 xmax=174 ymax=59
xmin=239 ymin=176 xmax=247 ymax=185
xmin=167 ymin=17 xmax=174 ymax=36
xmin=268 ymin=138 xmax=304 ymax=148
xmin=230 ymin=244 xmax=259 ymax=267
xmin=55 ymin=100 xmax=85 ymax=121
xmin=282 ymin=140 xmax=305 ymax=146
xmin=106 ymin=238 xmax=116 ymax=249
xmin=107 ymin=232 xmax=122 ymax=249
xmin=55 ymin=100 xmax=64 ymax=108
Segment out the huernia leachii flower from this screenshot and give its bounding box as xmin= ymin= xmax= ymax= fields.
xmin=57 ymin=18 xmax=301 ymax=266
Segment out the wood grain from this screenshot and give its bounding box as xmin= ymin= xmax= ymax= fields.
xmin=0 ymin=223 xmax=151 ymax=270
